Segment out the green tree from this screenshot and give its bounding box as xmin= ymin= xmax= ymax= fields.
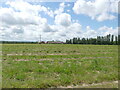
xmin=111 ymin=35 xmax=114 ymax=45
xmin=115 ymin=36 xmax=118 ymax=45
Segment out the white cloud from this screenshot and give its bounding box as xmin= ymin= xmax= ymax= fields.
xmin=109 ymin=0 xmax=119 ymax=13
xmin=11 ymin=26 xmax=24 ymax=34
xmin=86 ymin=26 xmax=91 ymax=30
xmin=67 ymin=10 xmax=70 ymax=12
xmin=0 ymin=1 xmax=49 ymax=41
xmin=54 ymin=2 xmax=65 ymax=15
xmin=96 ymin=13 xmax=116 ymax=21
xmin=98 ymin=26 xmax=118 ymax=36
xmin=67 ymin=4 xmax=70 ymax=7
xmin=68 ymin=23 xmax=81 ymax=33
xmin=41 ymin=24 xmax=56 ymax=32
xmin=55 ymin=13 xmax=71 ymax=27
xmin=6 ymin=0 xmax=54 ymax=17
xmin=84 ymin=26 xmax=97 ymax=38
xmin=0 ymin=7 xmax=47 ymax=25
xmin=0 ymin=1 xmax=118 ymax=41
xmin=73 ymin=0 xmax=119 ymax=21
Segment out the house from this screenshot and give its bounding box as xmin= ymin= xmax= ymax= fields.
xmin=46 ymin=41 xmax=64 ymax=44
xmin=38 ymin=41 xmax=45 ymax=44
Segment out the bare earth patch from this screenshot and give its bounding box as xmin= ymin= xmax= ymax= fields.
xmin=6 ymin=53 xmax=72 ymax=56
xmin=58 ymin=81 xmax=118 ymax=88
xmin=14 ymin=57 xmax=113 ymax=61
xmin=6 ymin=52 xmax=112 ymax=56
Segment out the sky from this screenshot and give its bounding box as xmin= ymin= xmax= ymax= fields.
xmin=0 ymin=0 xmax=119 ymax=42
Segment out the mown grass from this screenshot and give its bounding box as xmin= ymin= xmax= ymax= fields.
xmin=2 ymin=44 xmax=118 ymax=88
xmin=84 ymin=82 xmax=118 ymax=88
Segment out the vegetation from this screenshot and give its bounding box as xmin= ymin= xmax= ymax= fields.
xmin=1 ymin=34 xmax=120 ymax=45
xmin=66 ymin=34 xmax=120 ymax=45
xmin=1 ymin=41 xmax=37 ymax=44
xmin=2 ymin=44 xmax=118 ymax=88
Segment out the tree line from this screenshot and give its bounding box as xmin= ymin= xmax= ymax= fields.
xmin=66 ymin=34 xmax=120 ymax=45
xmin=1 ymin=41 xmax=38 ymax=44
xmin=1 ymin=34 xmax=120 ymax=45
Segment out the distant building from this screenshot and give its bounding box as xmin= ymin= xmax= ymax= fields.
xmin=46 ymin=41 xmax=64 ymax=44
xmin=38 ymin=41 xmax=45 ymax=44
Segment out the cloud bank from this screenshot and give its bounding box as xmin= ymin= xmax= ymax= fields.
xmin=0 ymin=0 xmax=118 ymax=41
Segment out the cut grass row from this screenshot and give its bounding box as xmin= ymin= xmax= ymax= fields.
xmin=3 ymin=59 xmax=118 ymax=88
xmin=2 ymin=44 xmax=118 ymax=88
xmin=60 ymin=81 xmax=118 ymax=88
xmin=2 ymin=44 xmax=118 ymax=54
xmin=3 ymin=53 xmax=117 ymax=61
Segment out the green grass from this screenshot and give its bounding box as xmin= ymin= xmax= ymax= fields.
xmin=2 ymin=44 xmax=118 ymax=88
xmin=85 ymin=82 xmax=118 ymax=88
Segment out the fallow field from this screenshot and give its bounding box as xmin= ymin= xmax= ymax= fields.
xmin=2 ymin=44 xmax=118 ymax=88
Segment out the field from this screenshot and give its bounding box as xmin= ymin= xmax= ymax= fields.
xmin=2 ymin=44 xmax=118 ymax=88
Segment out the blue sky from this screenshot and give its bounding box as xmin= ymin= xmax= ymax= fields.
xmin=41 ymin=2 xmax=118 ymax=29
xmin=0 ymin=0 xmax=119 ymax=41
